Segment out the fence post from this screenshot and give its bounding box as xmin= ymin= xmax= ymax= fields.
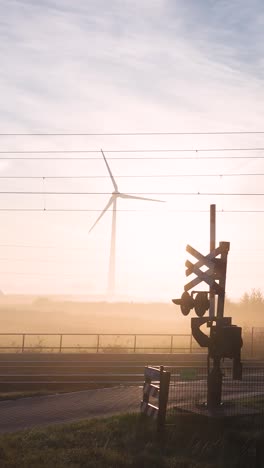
xmin=170 ymin=335 xmax=173 ymax=354
xmin=190 ymin=333 xmax=193 ymax=353
xmin=133 ymin=335 xmax=137 ymax=353
xmin=251 ymin=327 xmax=254 ymax=358
xmin=22 ymin=334 xmax=25 ymax=353
xmin=59 ymin=335 xmax=63 ymax=353
xmin=97 ymin=335 xmax=100 ymax=353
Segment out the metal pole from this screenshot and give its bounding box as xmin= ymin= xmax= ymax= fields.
xmin=207 ymin=204 xmax=223 ymax=409
xmin=189 ymin=333 xmax=192 ymax=353
xmin=209 ymin=204 xmax=216 ymax=318
xmin=22 ymin=334 xmax=25 ymax=353
xmin=59 ymin=334 xmax=63 ymax=353
xmin=208 ymin=205 xmax=215 ymax=399
xmin=216 ymin=241 xmax=230 ymax=319
xmin=251 ymin=327 xmax=254 ymax=358
xmin=133 ymin=335 xmax=137 ymax=353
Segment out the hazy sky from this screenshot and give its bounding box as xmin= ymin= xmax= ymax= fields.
xmin=1 ymin=0 xmax=264 ymax=300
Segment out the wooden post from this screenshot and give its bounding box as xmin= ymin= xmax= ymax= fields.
xmin=209 ymin=204 xmax=216 ymax=318
xmin=157 ymin=366 xmax=171 ymax=431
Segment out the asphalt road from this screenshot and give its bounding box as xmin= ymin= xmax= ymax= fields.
xmin=0 ymin=386 xmax=142 ymax=433
xmin=1 ymin=377 xmax=263 ymax=433
xmin=0 ymin=355 xmax=263 ymax=433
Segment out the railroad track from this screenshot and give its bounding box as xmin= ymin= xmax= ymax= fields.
xmin=0 ymin=353 xmax=262 ymax=391
xmin=0 ymin=353 xmax=207 ymax=391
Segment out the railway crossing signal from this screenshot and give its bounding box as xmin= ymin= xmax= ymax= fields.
xmin=173 ymin=240 xmax=230 ymax=318
xmin=172 ymin=205 xmax=243 ymax=411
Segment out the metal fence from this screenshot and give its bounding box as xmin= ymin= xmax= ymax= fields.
xmin=0 ymin=328 xmax=263 ymax=355
xmin=167 ymin=366 xmax=264 ymax=419
xmin=0 ymin=333 xmax=199 ymax=354
xmin=165 ymin=366 xmax=264 ymax=468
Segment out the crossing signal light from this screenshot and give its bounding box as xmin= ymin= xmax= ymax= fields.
xmin=172 ymin=292 xmax=194 ymax=316
xmin=194 ymin=292 xmax=210 ymax=317
xmin=172 ymin=291 xmax=210 ymax=317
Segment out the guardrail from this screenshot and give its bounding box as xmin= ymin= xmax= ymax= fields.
xmin=0 ymin=333 xmax=198 ymax=354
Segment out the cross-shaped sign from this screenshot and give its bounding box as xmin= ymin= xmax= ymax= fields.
xmin=184 ymin=242 xmax=230 ymax=295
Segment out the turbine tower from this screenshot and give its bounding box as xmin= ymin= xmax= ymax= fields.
xmin=89 ymin=150 xmax=164 ymax=297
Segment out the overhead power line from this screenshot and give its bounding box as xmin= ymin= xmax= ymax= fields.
xmin=4 ymin=156 xmax=264 ymax=160
xmin=0 ymin=271 xmax=92 ymax=278
xmin=0 ymin=244 xmax=92 ymax=249
xmin=1 ymin=191 xmax=264 ymax=196
xmin=2 ymin=157 xmax=264 ymax=162
xmin=8 ymin=209 xmax=161 ymax=213
xmin=0 ymin=257 xmax=91 ymax=263
xmin=0 ymin=208 xmax=263 ymax=213
xmin=1 ymin=131 xmax=264 ymax=136
xmin=1 ymin=147 xmax=264 ymax=153
xmin=0 ymin=173 xmax=263 ymax=179
xmin=1 ymin=148 xmax=264 ymax=162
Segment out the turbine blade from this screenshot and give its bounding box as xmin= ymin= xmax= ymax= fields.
xmin=89 ymin=197 xmax=114 ymax=233
xmin=119 ymin=193 xmax=165 ymax=203
xmin=101 ymin=149 xmax=118 ymax=192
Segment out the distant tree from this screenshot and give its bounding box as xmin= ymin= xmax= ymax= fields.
xmin=240 ymin=288 xmax=264 ymax=306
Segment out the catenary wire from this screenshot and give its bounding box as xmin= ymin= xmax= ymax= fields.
xmin=0 ymin=191 xmax=264 ymax=195
xmin=1 ymin=156 xmax=264 ymax=160
xmin=0 ymin=244 xmax=93 ymax=249
xmin=0 ymin=173 xmax=263 ymax=179
xmin=0 ymin=271 xmax=96 ymax=277
xmin=0 ymin=209 xmax=263 ymax=212
xmin=1 ymin=147 xmax=264 ymax=162
xmin=1 ymin=131 xmax=264 ymax=136
xmin=1 ymin=147 xmax=264 ymax=153
xmin=1 ymin=242 xmax=264 ymax=251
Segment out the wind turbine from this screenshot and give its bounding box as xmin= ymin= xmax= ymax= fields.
xmin=89 ymin=150 xmax=164 ymax=297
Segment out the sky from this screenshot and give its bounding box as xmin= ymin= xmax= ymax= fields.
xmin=1 ymin=0 xmax=264 ymax=301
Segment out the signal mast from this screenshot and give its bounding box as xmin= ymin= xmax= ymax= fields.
xmin=172 ymin=205 xmax=243 ymax=409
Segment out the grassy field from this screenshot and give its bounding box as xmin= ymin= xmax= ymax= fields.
xmin=0 ymin=412 xmax=263 ymax=468
xmin=0 ymin=298 xmax=189 ymax=335
xmin=0 ymin=296 xmax=263 ymax=356
xmin=1 ymin=295 xmax=264 ymax=336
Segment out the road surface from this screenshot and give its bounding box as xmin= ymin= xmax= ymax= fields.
xmin=0 ymin=386 xmax=142 ymax=433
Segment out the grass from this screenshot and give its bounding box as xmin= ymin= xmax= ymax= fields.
xmin=0 ymin=413 xmax=263 ymax=467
